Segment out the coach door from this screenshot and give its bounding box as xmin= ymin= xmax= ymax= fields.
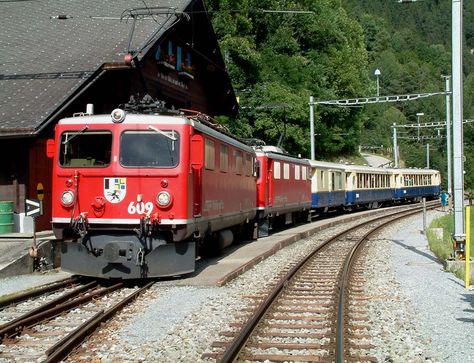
xmin=267 ymin=160 xmax=274 ymax=207
xmin=329 ymin=171 xmax=335 ymax=206
xmin=191 ymin=135 xmax=203 ymax=217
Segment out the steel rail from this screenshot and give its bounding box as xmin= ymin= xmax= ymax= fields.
xmin=0 ymin=282 xmax=123 ymax=341
xmin=335 ymin=204 xmax=438 ymax=362
xmin=218 ymin=202 xmax=437 ymax=363
xmin=0 ymin=276 xmax=80 ymax=309
xmin=45 ymin=281 xmax=154 ymax=363
xmin=0 ymin=280 xmax=98 ymax=337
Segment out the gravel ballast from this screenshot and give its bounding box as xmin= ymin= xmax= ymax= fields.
xmin=1 ymin=210 xmax=472 ymax=362
xmin=389 ymin=212 xmax=474 ymax=362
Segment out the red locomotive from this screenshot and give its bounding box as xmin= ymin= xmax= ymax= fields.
xmin=254 ymin=145 xmax=312 ymax=236
xmin=47 ymin=98 xmax=259 ymax=278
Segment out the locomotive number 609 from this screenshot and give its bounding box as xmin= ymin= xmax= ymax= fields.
xmin=127 ymin=202 xmax=154 ymax=215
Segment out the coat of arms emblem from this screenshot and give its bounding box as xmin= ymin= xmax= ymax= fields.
xmin=104 ymin=178 xmax=126 ymax=203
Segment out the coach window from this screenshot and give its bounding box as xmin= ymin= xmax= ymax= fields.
xmin=204 ymin=139 xmax=215 ymax=170
xmin=120 ymin=130 xmax=179 ymax=167
xmin=335 ymin=172 xmax=341 ymax=189
xmin=60 ymin=130 xmax=112 ymax=167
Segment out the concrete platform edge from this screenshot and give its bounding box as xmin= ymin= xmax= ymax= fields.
xmin=0 ymin=240 xmax=57 ymax=279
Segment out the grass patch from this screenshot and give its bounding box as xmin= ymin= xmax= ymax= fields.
xmin=427 ymin=211 xmax=474 ymax=284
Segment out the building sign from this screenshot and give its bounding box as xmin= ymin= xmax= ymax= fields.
xmin=157 ymin=72 xmax=188 ymax=90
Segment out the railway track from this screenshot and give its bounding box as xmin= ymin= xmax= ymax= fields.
xmin=0 ymin=278 xmax=153 ymax=363
xmin=204 ymin=203 xmax=436 ymax=362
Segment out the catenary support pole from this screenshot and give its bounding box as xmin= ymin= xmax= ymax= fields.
xmin=426 ymin=143 xmax=430 ymax=168
xmin=392 ymin=123 xmax=398 ymax=168
xmin=442 ymin=75 xmax=452 ymax=197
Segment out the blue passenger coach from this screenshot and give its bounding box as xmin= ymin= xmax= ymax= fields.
xmin=309 ymin=160 xmax=440 ymax=212
xmin=344 ymin=165 xmax=394 ymax=209
xmin=393 ymin=168 xmax=441 ymax=201
xmin=309 ymin=160 xmax=347 ymax=211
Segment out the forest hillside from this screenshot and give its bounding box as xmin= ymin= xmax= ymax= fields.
xmin=204 ymin=0 xmax=474 ymax=191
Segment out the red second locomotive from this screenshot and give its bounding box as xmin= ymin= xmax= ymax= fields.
xmin=47 ymin=102 xmax=257 ymax=278
xmin=254 ymin=145 xmax=312 ymax=236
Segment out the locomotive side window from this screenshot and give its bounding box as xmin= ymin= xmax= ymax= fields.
xmin=205 ymin=139 xmax=215 ymax=170
xmin=235 ymin=150 xmax=243 ymax=175
xmin=120 ymin=130 xmax=179 ymax=167
xmin=274 ymin=162 xmax=281 ymax=180
xmin=283 ymin=163 xmax=290 ymax=180
xmin=295 ymin=165 xmax=300 ymax=180
xmin=220 ymin=144 xmax=228 ymax=172
xmin=60 ymin=130 xmax=112 ymax=167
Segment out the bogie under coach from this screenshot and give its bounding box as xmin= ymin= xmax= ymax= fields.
xmin=48 ymin=106 xmax=257 ymax=279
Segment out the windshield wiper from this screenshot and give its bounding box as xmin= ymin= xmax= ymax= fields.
xmin=62 ymin=126 xmax=89 ymax=144
xmin=148 ymin=125 xmax=177 ymax=141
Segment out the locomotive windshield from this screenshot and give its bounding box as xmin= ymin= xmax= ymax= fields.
xmin=59 ymin=130 xmax=112 ymax=167
xmin=120 ymin=130 xmax=179 ymax=167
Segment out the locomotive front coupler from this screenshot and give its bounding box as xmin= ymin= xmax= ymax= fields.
xmin=134 ymin=215 xmax=154 ymax=239
xmin=71 ymin=213 xmax=89 ymax=238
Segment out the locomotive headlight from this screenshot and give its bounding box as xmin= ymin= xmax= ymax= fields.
xmin=111 ymin=108 xmax=126 ymax=123
xmin=60 ymin=190 xmax=75 ymax=207
xmin=156 ymin=191 xmax=172 ymax=207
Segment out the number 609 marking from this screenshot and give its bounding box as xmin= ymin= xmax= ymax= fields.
xmin=128 ymin=202 xmax=154 ymax=215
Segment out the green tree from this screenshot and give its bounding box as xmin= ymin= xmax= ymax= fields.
xmin=206 ymin=0 xmax=370 ymax=157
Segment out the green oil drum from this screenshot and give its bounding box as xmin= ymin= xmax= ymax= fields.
xmin=0 ymin=201 xmax=14 ymax=234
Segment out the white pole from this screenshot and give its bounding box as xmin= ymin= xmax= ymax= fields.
xmin=416 ymin=112 xmax=424 ymax=141
xmin=426 ymin=143 xmax=430 ymax=168
xmin=393 ymin=123 xmax=398 ymax=168
xmin=443 ymin=75 xmax=452 ymax=196
xmin=374 ymin=69 xmax=381 ymax=97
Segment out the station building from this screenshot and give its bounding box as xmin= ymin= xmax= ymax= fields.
xmin=0 ymin=0 xmax=237 ymax=231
